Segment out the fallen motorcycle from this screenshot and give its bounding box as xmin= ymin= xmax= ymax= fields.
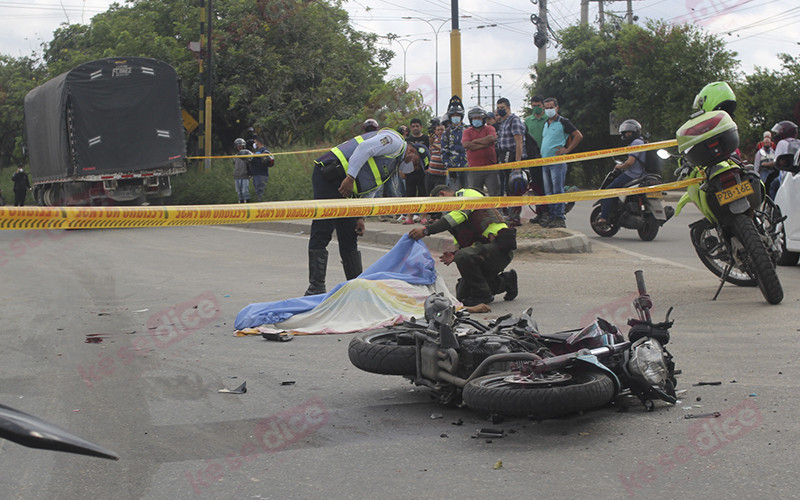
xmin=590 ymin=164 xmax=674 ymax=241
xmin=349 ymin=271 xmax=677 ymax=419
xmin=663 ymin=109 xmax=783 ymax=304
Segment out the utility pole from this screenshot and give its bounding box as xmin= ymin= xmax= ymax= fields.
xmin=204 ymin=0 xmax=212 ymax=171
xmin=469 ymin=73 xmax=502 ymax=108
xmin=198 ymin=0 xmax=206 ymax=167
xmin=450 ymin=0 xmax=462 ymax=101
xmin=581 ymin=0 xmax=639 ymax=27
xmin=537 ymin=0 xmax=547 ymax=65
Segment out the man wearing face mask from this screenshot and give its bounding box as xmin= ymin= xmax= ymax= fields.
xmin=539 ymin=97 xmax=583 ymax=228
xmin=494 ymin=98 xmax=527 ymax=225
xmin=462 ymin=106 xmax=498 ymax=195
xmin=525 ymin=95 xmax=549 ymax=225
xmin=441 ymin=103 xmax=468 ymax=190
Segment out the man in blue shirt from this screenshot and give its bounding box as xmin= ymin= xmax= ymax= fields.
xmin=539 ymin=97 xmax=583 ymax=228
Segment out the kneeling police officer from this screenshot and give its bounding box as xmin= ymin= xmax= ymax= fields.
xmin=408 ymin=185 xmax=518 ymax=306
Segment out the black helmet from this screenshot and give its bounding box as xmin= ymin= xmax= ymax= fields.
xmin=771 ymin=121 xmax=798 ymax=142
xmin=447 ymin=103 xmax=464 ymax=116
xmin=467 ymin=106 xmax=487 ymax=121
xmin=619 ymin=119 xmax=642 ymax=144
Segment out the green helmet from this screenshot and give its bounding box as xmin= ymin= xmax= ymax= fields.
xmin=692 ymin=81 xmax=737 ymax=115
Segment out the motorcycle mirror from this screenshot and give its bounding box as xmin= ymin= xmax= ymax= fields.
xmin=656 ymin=149 xmax=671 ymax=160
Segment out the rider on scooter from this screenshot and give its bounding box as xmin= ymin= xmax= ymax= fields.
xmin=595 ymin=119 xmax=647 ymax=228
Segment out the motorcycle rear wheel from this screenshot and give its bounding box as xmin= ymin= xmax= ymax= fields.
xmin=348 ymin=327 xmax=419 ymax=376
xmin=731 ymin=214 xmax=783 ymax=304
xmin=637 ymin=214 xmax=660 ymax=241
xmin=462 ymin=368 xmax=616 ymax=419
xmin=589 ymin=206 xmax=619 ymax=237
xmin=690 ymin=219 xmax=756 ymax=287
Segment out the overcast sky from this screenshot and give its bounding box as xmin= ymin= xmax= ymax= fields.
xmin=2 ymin=0 xmax=798 ymax=118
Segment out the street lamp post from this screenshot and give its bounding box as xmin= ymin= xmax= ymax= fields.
xmin=401 ymin=17 xmax=449 ymax=116
xmin=393 ymin=37 xmax=430 ymax=84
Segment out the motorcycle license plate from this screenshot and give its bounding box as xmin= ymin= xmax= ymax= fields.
xmin=715 ymin=181 xmax=753 ymax=205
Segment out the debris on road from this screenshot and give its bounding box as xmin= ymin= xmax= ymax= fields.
xmin=218 ymin=381 xmax=247 ymax=394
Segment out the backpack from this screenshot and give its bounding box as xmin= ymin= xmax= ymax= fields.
xmin=641 ymin=141 xmax=663 ymax=175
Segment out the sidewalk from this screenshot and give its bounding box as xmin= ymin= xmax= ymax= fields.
xmin=246 ymin=215 xmax=592 ymax=254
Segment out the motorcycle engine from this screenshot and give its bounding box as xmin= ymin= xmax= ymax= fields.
xmin=458 ymin=335 xmax=516 ymax=374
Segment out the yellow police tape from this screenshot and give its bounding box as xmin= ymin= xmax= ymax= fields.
xmin=0 ymin=178 xmax=699 ymax=231
xmin=448 ymin=139 xmax=678 ymax=172
xmin=187 ymin=148 xmax=329 ymax=160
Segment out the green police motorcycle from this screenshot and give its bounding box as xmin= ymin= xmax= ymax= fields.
xmin=668 ymin=110 xmax=783 ymax=304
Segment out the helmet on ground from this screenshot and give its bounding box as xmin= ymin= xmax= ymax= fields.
xmin=447 ymin=103 xmax=464 ymax=116
xmin=771 ymin=121 xmax=798 ymax=142
xmin=693 ymin=81 xmax=737 ymax=115
xmin=468 ymin=106 xmax=487 ymax=121
xmin=234 ymin=138 xmax=246 ymax=147
xmin=508 ymin=169 xmax=529 ymax=196
xmin=410 ymin=143 xmax=431 ymax=169
xmin=424 ymin=292 xmax=455 ymax=329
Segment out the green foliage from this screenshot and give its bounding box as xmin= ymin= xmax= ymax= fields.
xmin=530 ymin=21 xmax=739 ymax=187
xmin=324 ymin=78 xmax=433 ymax=143
xmin=736 ymin=54 xmax=800 ymax=159
xmin=170 ymin=146 xmax=317 ymax=204
xmin=0 ymin=56 xmax=47 ymax=168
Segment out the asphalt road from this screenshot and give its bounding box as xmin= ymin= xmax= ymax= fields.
xmin=1 ymin=214 xmax=799 ymax=499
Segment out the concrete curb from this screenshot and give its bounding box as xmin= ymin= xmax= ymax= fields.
xmin=242 ymin=220 xmax=591 ymax=254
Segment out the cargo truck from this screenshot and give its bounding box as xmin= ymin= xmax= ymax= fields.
xmin=24 ymin=57 xmax=186 ymax=206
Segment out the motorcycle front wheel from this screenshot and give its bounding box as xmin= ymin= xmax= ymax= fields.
xmin=690 ymin=219 xmax=756 ymax=287
xmin=731 ymin=214 xmax=783 ymax=304
xmin=348 ymin=327 xmax=419 ymax=376
xmin=589 ymin=206 xmax=619 ymax=237
xmin=462 ymin=368 xmax=616 ymax=419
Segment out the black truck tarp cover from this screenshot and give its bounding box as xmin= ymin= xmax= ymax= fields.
xmin=24 ymin=57 xmax=185 ymax=183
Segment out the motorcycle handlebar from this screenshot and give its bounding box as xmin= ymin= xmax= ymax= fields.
xmin=635 ymin=270 xmax=647 ymax=296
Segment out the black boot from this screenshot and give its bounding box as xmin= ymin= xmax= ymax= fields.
xmin=501 ymin=269 xmax=518 ymax=301
xmin=304 ymin=249 xmax=328 ymax=296
xmin=341 ymin=250 xmax=363 ymax=280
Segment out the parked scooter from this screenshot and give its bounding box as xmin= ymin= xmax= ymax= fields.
xmin=349 ymin=271 xmax=677 ymax=419
xmin=662 ymin=110 xmax=783 ymax=304
xmin=589 ymin=163 xmax=674 ymax=241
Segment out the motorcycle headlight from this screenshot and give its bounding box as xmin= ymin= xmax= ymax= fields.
xmin=627 ymin=338 xmax=668 ymax=387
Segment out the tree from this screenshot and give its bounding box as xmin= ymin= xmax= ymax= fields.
xmin=324 ymin=78 xmax=432 ymax=143
xmin=35 ymin=0 xmax=391 ymax=152
xmin=0 ymin=56 xmax=47 ymax=168
xmin=530 ymin=21 xmax=739 ymax=186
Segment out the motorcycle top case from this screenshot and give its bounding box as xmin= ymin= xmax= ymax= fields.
xmin=23 ymin=57 xmax=186 ymax=183
xmin=676 ymin=110 xmax=739 ymax=166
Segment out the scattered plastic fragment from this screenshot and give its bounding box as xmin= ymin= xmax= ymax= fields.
xmin=134 ymin=309 xmax=149 ymax=313
xmin=218 ymin=381 xmax=247 ymax=394
xmin=684 ymin=412 xmax=721 ymax=419
xmin=493 ymin=460 xmax=503 ymax=470
xmin=451 ymin=418 xmax=464 ymax=426
xmin=578 ymin=432 xmax=591 ymax=436
xmin=262 ymin=332 xmax=294 ymax=342
xmin=280 ymin=381 xmax=296 ymax=386
xmin=223 ymin=294 xmax=231 ymax=298
xmin=749 ymin=393 xmax=758 ymax=397
xmin=439 ymin=433 xmax=448 ymax=438
xmin=477 ymin=428 xmax=504 ymax=438
xmin=692 ymin=381 xmax=722 ymax=386
xmin=430 ymin=413 xmax=443 ymax=420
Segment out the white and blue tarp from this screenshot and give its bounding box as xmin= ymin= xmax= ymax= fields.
xmin=234 ymin=235 xmax=458 ymax=334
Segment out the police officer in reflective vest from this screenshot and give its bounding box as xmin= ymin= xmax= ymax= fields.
xmin=408 ymin=185 xmax=518 ymax=306
xmin=305 ymin=128 xmax=429 ymax=296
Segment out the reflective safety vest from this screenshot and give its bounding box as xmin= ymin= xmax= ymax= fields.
xmin=329 ymin=129 xmax=406 ymax=195
xmin=445 ymin=188 xmax=508 ymax=248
